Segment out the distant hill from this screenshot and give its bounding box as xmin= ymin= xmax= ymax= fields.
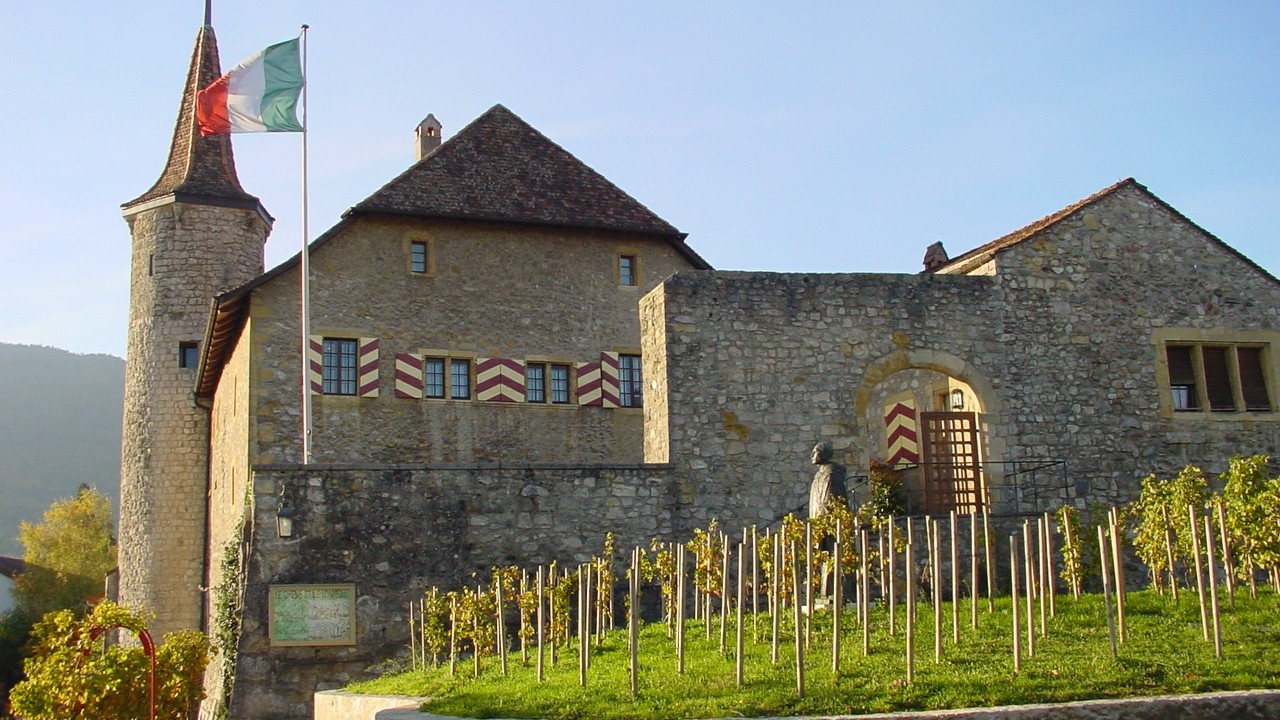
xmin=0 ymin=344 xmax=123 ymax=562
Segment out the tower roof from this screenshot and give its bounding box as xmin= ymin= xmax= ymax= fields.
xmin=348 ymin=104 xmax=687 ymax=239
xmin=123 ymin=25 xmax=266 ymax=215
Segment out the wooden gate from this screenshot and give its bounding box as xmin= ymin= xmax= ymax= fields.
xmin=919 ymin=411 xmax=984 ymax=514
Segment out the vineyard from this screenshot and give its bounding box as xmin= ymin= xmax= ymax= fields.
xmin=350 ymin=457 xmax=1280 ymax=719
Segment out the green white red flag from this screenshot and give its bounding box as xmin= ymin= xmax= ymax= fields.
xmin=197 ymin=37 xmax=303 ymax=135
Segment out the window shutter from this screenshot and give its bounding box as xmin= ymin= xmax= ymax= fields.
xmin=394 ymin=353 xmax=424 ymax=398
xmin=577 ymin=361 xmax=603 ymax=406
xmin=884 ymin=401 xmax=919 ymax=467
xmin=307 ymin=336 xmax=324 ymax=395
xmin=1166 ymin=346 xmax=1196 ymax=386
xmin=1202 ymin=346 xmax=1234 ymax=411
xmin=599 ymin=352 xmax=620 ymax=409
xmin=476 ymin=358 xmax=526 ymax=402
xmin=358 ymin=338 xmax=380 ymax=398
xmin=1238 ymin=347 xmax=1271 ymax=411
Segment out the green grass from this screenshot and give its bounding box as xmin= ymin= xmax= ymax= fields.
xmin=349 ymin=590 xmax=1280 ymax=719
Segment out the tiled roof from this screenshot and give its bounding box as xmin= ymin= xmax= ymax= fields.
xmin=123 ymin=26 xmax=262 ymax=211
xmin=931 ymin=178 xmax=1135 ymax=275
xmin=931 ymin=179 xmax=1278 ymax=286
xmin=348 ymin=104 xmax=682 ymax=238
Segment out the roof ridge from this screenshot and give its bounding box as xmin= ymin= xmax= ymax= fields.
xmin=932 ymin=178 xmax=1136 ymax=274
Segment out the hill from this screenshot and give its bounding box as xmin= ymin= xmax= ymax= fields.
xmin=0 ymin=344 xmax=122 ymax=564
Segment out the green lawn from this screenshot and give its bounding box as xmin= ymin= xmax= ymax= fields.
xmin=349 ymin=590 xmax=1280 ymax=719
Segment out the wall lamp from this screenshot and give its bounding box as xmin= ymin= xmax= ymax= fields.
xmin=950 ymin=388 xmax=966 ymax=411
xmin=276 ymin=499 xmax=295 ymax=539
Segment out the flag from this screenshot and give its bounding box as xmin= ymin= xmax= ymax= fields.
xmin=197 ymin=37 xmax=303 ymax=135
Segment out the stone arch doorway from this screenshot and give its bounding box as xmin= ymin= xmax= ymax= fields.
xmin=853 ymin=349 xmax=1004 ymax=515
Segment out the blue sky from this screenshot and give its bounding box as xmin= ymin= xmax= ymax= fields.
xmin=1 ymin=1 xmax=1277 ymax=358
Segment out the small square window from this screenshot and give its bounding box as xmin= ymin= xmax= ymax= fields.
xmin=619 ymin=255 xmax=637 ymax=286
xmin=410 ymin=241 xmax=429 ymax=273
xmin=450 ymin=359 xmax=471 ymax=400
xmin=425 ymin=358 xmax=445 ymax=399
xmin=550 ymin=363 xmax=571 ymax=404
xmin=526 ymin=363 xmax=546 ymax=403
xmin=179 ymin=342 xmax=199 ymax=369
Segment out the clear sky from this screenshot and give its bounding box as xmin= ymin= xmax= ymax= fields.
xmin=2 ymin=2 xmax=1277 ymax=358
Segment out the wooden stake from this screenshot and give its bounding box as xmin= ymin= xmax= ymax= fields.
xmin=630 ymin=547 xmax=640 ymax=694
xmin=677 ymin=544 xmax=687 ymax=674
xmin=449 ymin=594 xmax=458 ymax=677
xmin=497 ymin=572 xmax=508 ymax=677
xmin=888 ymin=516 xmax=897 ymax=636
xmin=1022 ymin=520 xmax=1034 ymax=657
xmin=1097 ymin=525 xmax=1118 ymax=659
xmin=950 ymin=510 xmax=959 ymax=644
xmin=752 ymin=525 xmax=760 ymax=642
xmin=791 ymin=539 xmax=805 ymax=699
xmin=1043 ymin=511 xmax=1057 ymax=618
xmin=1062 ymin=512 xmax=1081 ymax=600
xmin=1037 ymin=517 xmax=1047 ymax=636
xmin=1190 ymin=504 xmax=1209 ymax=642
xmin=905 ymin=539 xmax=915 ymax=684
xmin=861 ymin=528 xmax=871 ymax=657
xmin=578 ymin=566 xmax=587 ymax=687
xmin=771 ymin=536 xmax=780 ymax=665
xmin=1010 ymin=537 xmax=1021 ymax=674
xmin=878 ymin=527 xmax=888 ymax=595
xmin=1109 ymin=509 xmax=1126 ymax=642
xmin=1215 ymin=500 xmax=1236 ymax=609
xmin=804 ymin=522 xmax=813 ymax=649
xmin=983 ymin=508 xmax=995 ymax=612
xmin=409 ymin=600 xmax=418 ymax=672
xmin=721 ymin=532 xmax=730 ymax=654
xmin=932 ymin=519 xmax=943 ymax=663
xmin=832 ymin=521 xmax=842 ymax=679
xmin=736 ymin=541 xmax=745 ymax=688
xmin=970 ymin=511 xmax=979 ymax=629
xmin=536 ymin=567 xmax=544 ymax=682
xmin=1202 ymin=516 xmax=1224 ymax=660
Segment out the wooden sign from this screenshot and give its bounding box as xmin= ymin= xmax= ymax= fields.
xmin=269 ymin=584 xmax=357 ymax=647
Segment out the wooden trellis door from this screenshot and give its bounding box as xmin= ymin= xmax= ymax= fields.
xmin=920 ymin=411 xmax=985 ymax=514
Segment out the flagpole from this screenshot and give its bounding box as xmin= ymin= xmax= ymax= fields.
xmin=299 ymin=24 xmax=313 ymax=465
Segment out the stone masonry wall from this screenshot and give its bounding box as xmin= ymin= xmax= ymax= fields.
xmin=228 ymin=463 xmax=684 ymax=719
xmin=245 ymin=216 xmax=695 ymax=466
xmin=119 ymin=201 xmax=266 ymax=638
xmin=644 ymin=186 xmax=1280 ymax=531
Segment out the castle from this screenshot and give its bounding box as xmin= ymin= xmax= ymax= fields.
xmin=119 ymin=20 xmax=1280 ymax=720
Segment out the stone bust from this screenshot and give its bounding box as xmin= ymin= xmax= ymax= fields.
xmin=808 ymin=441 xmax=849 ymax=518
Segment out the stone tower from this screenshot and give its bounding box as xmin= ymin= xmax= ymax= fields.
xmin=119 ymin=22 xmax=270 ymax=636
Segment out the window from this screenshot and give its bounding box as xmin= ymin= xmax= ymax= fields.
xmin=450 ymin=358 xmax=471 ymax=400
xmin=322 ymin=338 xmax=358 ymax=395
xmin=527 ymin=362 xmax=572 ymax=404
xmin=618 ymin=255 xmax=637 ymax=286
xmin=425 ymin=358 xmax=446 ymax=398
xmin=410 ymin=241 xmax=428 ymax=273
xmin=1165 ymin=342 xmax=1273 ymax=413
xmin=619 ymin=354 xmax=642 ymax=408
xmin=179 ymin=342 xmax=198 ymax=369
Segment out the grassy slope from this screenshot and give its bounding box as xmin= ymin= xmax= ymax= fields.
xmin=351 ymin=590 xmax=1280 ymax=720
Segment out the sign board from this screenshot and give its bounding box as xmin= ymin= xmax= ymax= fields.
xmin=268 ymin=584 xmax=357 ymax=647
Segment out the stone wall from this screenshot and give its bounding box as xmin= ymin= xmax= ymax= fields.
xmin=244 ymin=216 xmax=695 ymax=467
xmin=644 ymin=186 xmax=1280 ymax=523
xmin=227 ymin=462 xmax=688 ymax=719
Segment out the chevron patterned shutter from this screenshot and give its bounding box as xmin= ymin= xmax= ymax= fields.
xmin=599 ymin=352 xmax=620 ymax=408
xmin=884 ymin=400 xmax=919 ymax=467
xmin=577 ymin=361 xmax=603 ymax=406
xmin=394 ymin=353 xmax=424 ymax=398
xmin=476 ymin=358 xmax=526 ymax=402
xmin=307 ymin=336 xmax=324 ymax=395
xmin=357 ymin=338 xmax=379 ymax=398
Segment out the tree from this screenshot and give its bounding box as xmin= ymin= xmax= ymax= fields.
xmin=11 ymin=485 xmax=116 ymax=619
xmin=9 ymin=601 xmax=210 ymax=720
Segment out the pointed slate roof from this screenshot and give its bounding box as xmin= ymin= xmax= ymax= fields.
xmin=348 ymin=104 xmax=685 ymax=239
xmin=123 ymin=25 xmax=265 ymax=215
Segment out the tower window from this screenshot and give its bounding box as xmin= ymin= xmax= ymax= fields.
xmin=619 ymin=354 xmax=643 ymax=408
xmin=179 ymin=342 xmax=199 ymax=369
xmin=450 ymin=359 xmax=472 ymax=400
xmin=322 ymin=338 xmax=358 ymax=395
xmin=410 ymin=242 xmax=429 ymax=273
xmin=618 ymin=255 xmax=638 ymax=286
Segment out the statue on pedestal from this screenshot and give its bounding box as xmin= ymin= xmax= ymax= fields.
xmin=808 ymin=441 xmax=848 ymax=519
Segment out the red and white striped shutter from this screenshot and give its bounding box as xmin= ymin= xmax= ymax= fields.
xmin=394 ymin=353 xmax=424 ymax=399
xmin=577 ymin=361 xmax=603 ymax=406
xmin=476 ymin=358 xmax=526 ymax=402
xmin=599 ymin=352 xmax=620 ymax=409
xmin=357 ymin=338 xmax=379 ymax=398
xmin=884 ymin=400 xmax=919 ymax=467
xmin=307 ymin=336 xmax=324 ymax=395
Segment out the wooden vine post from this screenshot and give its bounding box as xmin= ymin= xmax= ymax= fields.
xmin=905 ymin=539 xmax=915 ymax=683
xmin=888 ymin=516 xmax=897 ymax=636
xmin=1010 ymin=536 xmax=1020 ymax=674
xmin=1108 ymin=509 xmax=1127 ymax=642
xmin=751 ymin=525 xmax=760 ymax=642
xmin=1161 ymin=505 xmax=1180 ymax=602
xmin=1043 ymin=511 xmax=1057 ymax=618
xmin=832 ymin=520 xmax=842 ymax=680
xmin=1214 ymin=500 xmax=1236 ymax=609
xmin=970 ymin=510 xmax=979 ymax=629
xmin=804 ymin=523 xmax=814 ymax=648
xmin=791 ymin=539 xmax=805 ymax=698
xmin=931 ymin=519 xmax=943 ymax=663
xmin=1036 ymin=516 xmax=1047 ymax=636
xmin=736 ymin=540 xmax=745 ymax=688
xmin=1203 ymin=515 xmax=1223 ymax=660
xmin=950 ymin=511 xmax=960 ymax=645
xmin=676 ymin=543 xmax=687 ymax=674
xmin=497 ymin=571 xmax=508 ymax=677
xmin=449 ymin=594 xmax=458 ymax=677
xmin=1097 ymin=525 xmax=1118 ymax=659
xmin=1062 ymin=510 xmax=1081 ymax=600
xmin=770 ymin=537 xmax=781 ymax=665
xmin=983 ymin=508 xmax=995 ymax=612
xmin=1022 ymin=520 xmax=1035 ymax=657
xmin=630 ymin=547 xmax=640 ymax=695
xmin=861 ymin=527 xmax=871 ymax=657
xmin=1189 ymin=504 xmax=1210 ymax=642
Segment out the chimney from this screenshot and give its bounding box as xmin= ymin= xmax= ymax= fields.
xmin=922 ymin=241 xmax=949 ymax=273
xmin=415 ymin=114 xmax=442 ymax=161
